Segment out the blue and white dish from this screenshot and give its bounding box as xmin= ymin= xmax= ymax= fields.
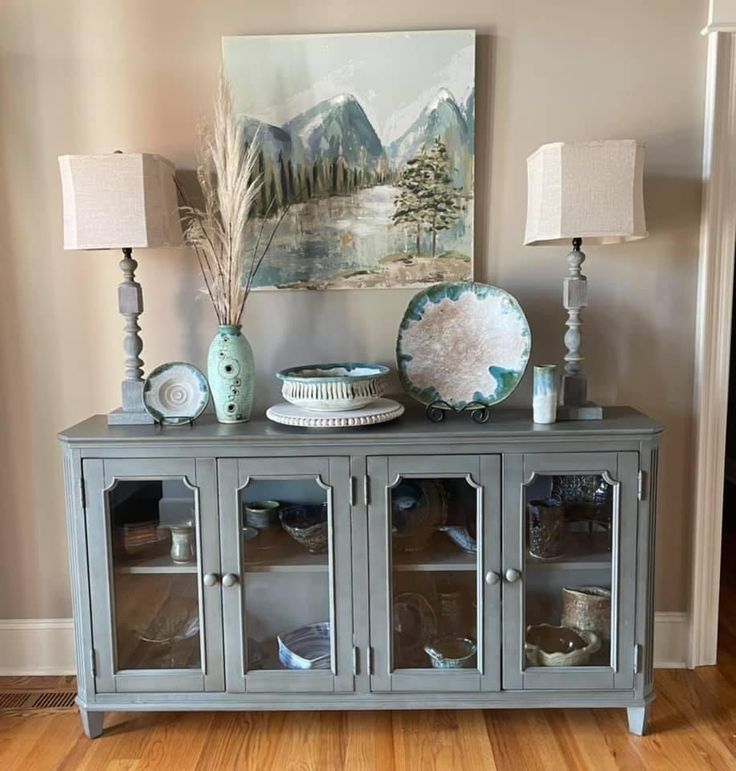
xmin=143 ymin=362 xmax=210 ymax=425
xmin=277 ymin=621 xmax=331 ymax=670
xmin=396 ymin=282 xmax=531 ymax=410
xmin=437 ymin=525 xmax=477 ymax=553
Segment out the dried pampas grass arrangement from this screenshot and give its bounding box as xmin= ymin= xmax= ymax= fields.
xmin=180 ymin=74 xmax=287 ymax=325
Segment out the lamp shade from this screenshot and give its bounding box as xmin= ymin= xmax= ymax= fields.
xmin=524 ymin=139 xmax=647 ymax=246
xmin=58 ymin=153 xmax=183 ymax=250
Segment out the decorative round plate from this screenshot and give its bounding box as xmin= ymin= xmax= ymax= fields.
xmin=396 ymin=282 xmax=531 ymax=409
xmin=266 ymin=398 xmax=404 ymax=428
xmin=143 ymin=362 xmax=210 ymax=425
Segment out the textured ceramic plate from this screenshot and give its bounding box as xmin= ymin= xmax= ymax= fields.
xmin=396 ymin=282 xmax=531 ymax=409
xmin=143 ymin=362 xmax=210 ymax=425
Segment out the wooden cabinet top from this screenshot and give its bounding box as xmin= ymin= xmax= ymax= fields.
xmin=58 ymin=401 xmax=662 ymax=448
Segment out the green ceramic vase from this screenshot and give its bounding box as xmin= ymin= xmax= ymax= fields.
xmin=207 ymin=325 xmax=255 ymax=423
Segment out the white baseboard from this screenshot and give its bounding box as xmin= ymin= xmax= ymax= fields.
xmin=0 ymin=613 xmax=690 ymax=675
xmin=0 ymin=619 xmax=76 ymax=676
xmin=653 ymin=612 xmax=689 ymax=668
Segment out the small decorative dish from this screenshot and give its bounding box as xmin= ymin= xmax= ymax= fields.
xmin=525 ymin=623 xmax=601 ymax=667
xmin=244 ymin=500 xmax=280 ymax=530
xmin=393 ymin=592 xmax=437 ymax=660
xmin=242 ymin=526 xmax=259 ymax=541
xmin=424 ymin=636 xmax=477 ymax=669
xmin=143 ymin=362 xmax=210 ymax=425
xmin=396 ymin=282 xmax=531 ymax=411
xmin=276 ymin=362 xmax=389 ymax=412
xmin=279 ymin=503 xmax=329 ymax=554
xmin=277 ymin=621 xmax=331 ymax=670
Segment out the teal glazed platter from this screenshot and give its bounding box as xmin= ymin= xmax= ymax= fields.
xmin=396 ymin=282 xmax=531 ymax=410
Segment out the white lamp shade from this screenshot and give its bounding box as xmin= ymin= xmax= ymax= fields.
xmin=58 ymin=153 xmax=183 ymax=250
xmin=524 ymin=139 xmax=647 ymax=246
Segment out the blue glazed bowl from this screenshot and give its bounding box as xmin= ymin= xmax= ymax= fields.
xmin=279 ymin=503 xmax=329 ymax=553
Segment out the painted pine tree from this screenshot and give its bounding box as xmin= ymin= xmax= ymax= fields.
xmin=424 ymin=139 xmax=464 ymax=257
xmin=392 ymin=139 xmax=463 ymax=257
xmin=392 ymin=155 xmax=425 ymax=255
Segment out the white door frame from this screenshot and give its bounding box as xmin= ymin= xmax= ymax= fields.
xmin=690 ymin=21 xmax=736 ymax=667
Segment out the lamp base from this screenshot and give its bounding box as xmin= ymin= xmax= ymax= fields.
xmin=107 ymin=407 xmax=154 ymax=426
xmin=557 ymin=402 xmax=603 ymax=421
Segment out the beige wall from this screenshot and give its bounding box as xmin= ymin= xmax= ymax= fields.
xmin=0 ymin=0 xmax=706 ymax=618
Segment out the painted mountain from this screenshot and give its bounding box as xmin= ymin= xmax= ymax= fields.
xmin=388 ymin=88 xmax=472 ymax=189
xmin=242 ymin=88 xmax=472 ymax=212
xmin=283 ymin=94 xmax=387 ymax=169
xmin=223 ymin=29 xmax=475 ymax=289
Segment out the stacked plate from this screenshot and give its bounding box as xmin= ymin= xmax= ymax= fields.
xmin=267 ymin=362 xmax=404 ymax=428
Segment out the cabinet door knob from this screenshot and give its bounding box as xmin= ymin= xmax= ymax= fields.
xmin=222 ymin=573 xmax=238 ymax=587
xmin=203 ymin=572 xmax=220 ymax=587
xmin=504 ymin=568 xmax=521 ymax=583
xmin=485 ymin=571 xmax=500 ymax=585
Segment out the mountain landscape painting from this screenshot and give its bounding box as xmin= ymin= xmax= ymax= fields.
xmin=222 ymin=30 xmax=475 ymax=289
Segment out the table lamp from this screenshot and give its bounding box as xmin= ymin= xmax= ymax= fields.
xmin=59 ymin=153 xmax=183 ymax=425
xmin=524 ymin=139 xmax=648 ymax=420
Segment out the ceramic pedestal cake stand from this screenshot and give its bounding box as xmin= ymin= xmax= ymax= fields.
xmin=266 ymin=398 xmax=404 ymax=428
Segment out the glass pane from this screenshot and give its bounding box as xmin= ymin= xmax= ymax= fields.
xmin=109 ymin=479 xmax=201 ymax=670
xmin=390 ymin=477 xmax=479 ymax=671
xmin=240 ymin=479 xmax=332 ymax=672
xmin=523 ymin=473 xmax=615 ymax=669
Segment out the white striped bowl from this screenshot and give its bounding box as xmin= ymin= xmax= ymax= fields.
xmin=276 ymin=362 xmax=389 ymax=412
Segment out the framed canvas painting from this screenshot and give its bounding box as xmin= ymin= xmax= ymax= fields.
xmin=222 ymin=30 xmax=475 ymax=289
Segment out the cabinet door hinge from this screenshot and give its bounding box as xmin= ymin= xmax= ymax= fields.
xmin=633 ymin=644 xmax=641 ymax=674
xmin=637 ymin=470 xmax=646 ymax=502
xmin=363 ymin=474 xmax=370 ymax=506
xmin=349 ymin=476 xmax=356 ymax=506
xmin=352 ymin=645 xmax=359 ymax=676
xmin=79 ymin=478 xmax=87 ymax=510
xmin=90 ymin=648 xmax=97 ymax=677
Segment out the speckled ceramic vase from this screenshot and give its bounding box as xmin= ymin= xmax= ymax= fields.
xmin=207 ymin=325 xmax=255 ymax=423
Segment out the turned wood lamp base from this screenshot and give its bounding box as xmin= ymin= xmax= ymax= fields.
xmin=556 ymin=238 xmax=603 ymax=422
xmin=108 ymin=247 xmax=154 ymax=426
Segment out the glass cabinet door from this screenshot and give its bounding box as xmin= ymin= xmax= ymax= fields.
xmin=84 ymin=458 xmax=223 ymax=693
xmin=219 ymin=457 xmax=353 ymax=693
xmin=503 ymin=452 xmax=639 ymax=690
xmin=368 ymin=455 xmax=501 ymax=692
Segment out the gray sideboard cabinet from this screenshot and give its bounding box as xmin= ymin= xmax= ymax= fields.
xmin=58 ymin=403 xmax=661 ymax=739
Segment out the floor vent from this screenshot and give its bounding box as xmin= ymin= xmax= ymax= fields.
xmin=0 ymin=691 xmax=76 ymax=711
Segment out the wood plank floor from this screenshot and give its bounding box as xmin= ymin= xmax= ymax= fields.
xmin=3 ymin=544 xmax=736 ymax=770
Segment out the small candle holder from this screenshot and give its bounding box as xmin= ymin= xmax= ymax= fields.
xmin=170 ymin=521 xmax=195 ymax=563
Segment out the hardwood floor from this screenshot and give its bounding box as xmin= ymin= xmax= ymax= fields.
xmin=3 ymin=555 xmax=736 ymax=770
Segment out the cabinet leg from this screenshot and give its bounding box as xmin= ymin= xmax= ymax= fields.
xmin=627 ymin=705 xmax=650 ymax=736
xmin=79 ymin=708 xmax=105 ymax=739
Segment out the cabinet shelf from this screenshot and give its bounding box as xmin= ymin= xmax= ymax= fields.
xmin=243 ymin=530 xmax=328 ymax=573
xmin=393 ymin=538 xmax=477 ymax=572
xmin=526 ymin=534 xmax=612 ymax=571
xmin=115 ymin=554 xmax=198 ymax=574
